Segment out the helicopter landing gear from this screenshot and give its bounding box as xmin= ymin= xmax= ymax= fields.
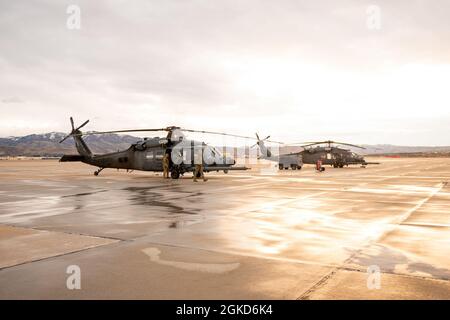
xmin=94 ymin=168 xmax=104 ymax=176
xmin=171 ymin=168 xmax=180 ymax=179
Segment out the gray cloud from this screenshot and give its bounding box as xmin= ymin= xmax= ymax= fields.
xmin=1 ymin=0 xmax=450 ymax=145
xmin=2 ymin=96 xmax=24 ymax=103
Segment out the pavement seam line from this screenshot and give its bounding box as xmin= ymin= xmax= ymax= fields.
xmin=296 ymin=181 xmax=447 ymax=300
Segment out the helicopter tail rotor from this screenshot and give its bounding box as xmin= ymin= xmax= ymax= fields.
xmin=59 ymin=117 xmax=90 ymax=143
xmin=251 ymin=133 xmax=271 ymax=148
xmin=252 ymin=133 xmax=272 ymax=158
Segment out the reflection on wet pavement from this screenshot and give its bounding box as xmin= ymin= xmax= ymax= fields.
xmin=0 ymin=158 xmax=449 ymax=298
xmin=124 ymin=186 xmax=200 ymax=215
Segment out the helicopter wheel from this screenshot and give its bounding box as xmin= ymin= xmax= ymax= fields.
xmin=171 ymin=169 xmax=180 ymax=179
xmin=278 ymin=164 xmax=283 ymax=170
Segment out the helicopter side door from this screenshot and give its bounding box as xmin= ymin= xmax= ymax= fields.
xmin=142 ymin=147 xmax=164 ymax=171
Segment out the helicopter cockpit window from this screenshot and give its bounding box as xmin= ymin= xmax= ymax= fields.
xmin=170 ymin=130 xmax=185 ymax=142
xmin=135 ymin=142 xmax=146 ymax=151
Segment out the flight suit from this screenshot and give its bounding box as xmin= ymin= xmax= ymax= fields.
xmin=193 ymin=149 xmax=207 ymax=182
xmin=316 ymin=159 xmax=323 ymax=172
xmin=163 ymin=153 xmax=170 ymax=179
xmin=193 ymin=164 xmax=207 ymax=182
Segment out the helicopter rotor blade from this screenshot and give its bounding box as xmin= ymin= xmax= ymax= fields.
xmin=71 ymin=126 xmax=284 ymax=144
xmin=59 ymin=134 xmax=72 ymax=143
xmin=181 ymin=128 xmax=255 ymax=141
xmin=255 ymin=133 xmax=260 ymax=140
xmin=283 ymin=140 xmax=365 ymax=149
xmin=283 ymin=141 xmax=320 ymax=145
xmin=180 ymin=128 xmax=283 ymax=144
xmin=283 ymin=142 xmax=321 ymax=147
xmin=60 ymin=117 xmax=76 ymax=143
xmin=75 ymin=119 xmax=89 ymax=131
xmin=331 ymin=141 xmax=366 ymax=149
xmin=73 ymin=128 xmax=169 ymax=137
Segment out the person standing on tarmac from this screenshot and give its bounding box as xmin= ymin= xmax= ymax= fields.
xmin=316 ymin=159 xmax=324 ymax=172
xmin=162 ymin=152 xmax=170 ymax=179
xmin=193 ymin=147 xmax=208 ymax=182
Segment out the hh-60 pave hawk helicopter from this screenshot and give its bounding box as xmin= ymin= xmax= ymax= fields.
xmin=254 ymin=135 xmax=379 ymax=169
xmin=59 ymin=117 xmax=256 ymax=179
xmin=294 ymin=140 xmax=380 ymax=168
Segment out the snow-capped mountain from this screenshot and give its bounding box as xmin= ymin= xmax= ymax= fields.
xmin=0 ymin=132 xmax=142 ymax=156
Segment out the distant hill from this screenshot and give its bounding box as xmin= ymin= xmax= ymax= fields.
xmin=256 ymin=144 xmax=450 ymax=158
xmin=359 ymin=144 xmax=450 ymax=155
xmin=0 ymin=132 xmax=142 ymax=156
xmin=277 ymin=144 xmax=450 ymax=155
xmin=1 ymin=132 xmax=450 ymax=157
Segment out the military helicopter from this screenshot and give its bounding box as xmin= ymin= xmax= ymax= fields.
xmin=294 ymin=140 xmax=380 ymax=168
xmin=254 ymin=135 xmax=379 ymax=169
xmin=253 ymin=133 xmax=303 ymax=170
xmin=59 ymin=117 xmax=251 ymax=179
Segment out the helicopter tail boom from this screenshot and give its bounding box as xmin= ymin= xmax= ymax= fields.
xmin=59 ymin=154 xmax=87 ymax=162
xmin=72 ymin=133 xmax=92 ymax=157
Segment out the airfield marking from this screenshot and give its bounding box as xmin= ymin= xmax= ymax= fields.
xmin=141 ymin=247 xmax=240 ymax=274
xmin=296 ymin=181 xmax=447 ymax=300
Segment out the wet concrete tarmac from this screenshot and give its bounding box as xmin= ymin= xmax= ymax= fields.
xmin=0 ymin=158 xmax=449 ymax=299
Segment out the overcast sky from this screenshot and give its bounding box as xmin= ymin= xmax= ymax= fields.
xmin=1 ymin=0 xmax=450 ymax=145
